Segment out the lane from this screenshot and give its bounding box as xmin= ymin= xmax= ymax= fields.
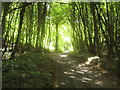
xmin=52 ymin=53 xmax=118 ymax=88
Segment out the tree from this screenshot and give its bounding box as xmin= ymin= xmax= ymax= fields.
xmin=10 ymin=3 xmax=28 ymax=59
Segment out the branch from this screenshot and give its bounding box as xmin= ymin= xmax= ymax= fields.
xmin=6 ymin=2 xmax=32 ymax=16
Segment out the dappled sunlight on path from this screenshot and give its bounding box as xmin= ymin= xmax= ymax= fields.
xmin=51 ymin=53 xmax=117 ymax=88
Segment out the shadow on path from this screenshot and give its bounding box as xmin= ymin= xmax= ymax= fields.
xmin=51 ymin=52 xmax=118 ymax=88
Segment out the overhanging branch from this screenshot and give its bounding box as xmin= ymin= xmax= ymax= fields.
xmin=6 ymin=2 xmax=32 ymax=16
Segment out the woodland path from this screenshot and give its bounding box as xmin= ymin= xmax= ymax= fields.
xmin=51 ymin=52 xmax=118 ymax=88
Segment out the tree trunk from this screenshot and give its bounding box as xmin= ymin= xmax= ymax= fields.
xmin=90 ymin=2 xmax=100 ymax=56
xmin=41 ymin=2 xmax=47 ymax=47
xmin=2 ymin=2 xmax=11 ymax=36
xmin=55 ymin=23 xmax=59 ymax=52
xmin=36 ymin=2 xmax=42 ymax=48
xmin=10 ymin=3 xmax=26 ymax=59
xmin=28 ymin=5 xmax=33 ymax=44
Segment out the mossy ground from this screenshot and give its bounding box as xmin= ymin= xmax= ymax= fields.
xmin=2 ymin=52 xmax=55 ymax=88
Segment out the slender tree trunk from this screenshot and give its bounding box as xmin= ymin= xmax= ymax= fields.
xmin=2 ymin=2 xmax=11 ymax=57
xmin=10 ymin=3 xmax=26 ymax=59
xmin=11 ymin=11 xmax=19 ymax=51
xmin=2 ymin=2 xmax=11 ymax=36
xmin=0 ymin=2 xmax=2 ymax=59
xmin=55 ymin=23 xmax=59 ymax=52
xmin=79 ymin=3 xmax=89 ymax=53
xmin=36 ymin=2 xmax=42 ymax=48
xmin=41 ymin=2 xmax=47 ymax=47
xmin=47 ymin=7 xmax=51 ymax=48
xmin=28 ymin=5 xmax=33 ymax=45
xmin=90 ymin=2 xmax=100 ymax=56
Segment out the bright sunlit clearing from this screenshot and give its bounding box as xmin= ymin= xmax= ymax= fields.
xmin=64 ymin=51 xmax=69 ymax=53
xmin=60 ymin=24 xmax=73 ymax=51
xmin=60 ymin=55 xmax=68 ymax=57
xmin=63 ymin=37 xmax=73 ymax=51
xmin=85 ymin=56 xmax=100 ymax=65
xmin=49 ymin=42 xmax=54 ymax=50
xmin=64 ymin=37 xmax=71 ymax=42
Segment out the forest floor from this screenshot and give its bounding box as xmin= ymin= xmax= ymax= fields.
xmin=51 ymin=52 xmax=119 ymax=88
xmin=2 ymin=51 xmax=119 ymax=88
xmin=2 ymin=52 xmax=55 ymax=88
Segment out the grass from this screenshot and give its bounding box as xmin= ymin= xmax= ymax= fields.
xmin=2 ymin=52 xmax=55 ymax=88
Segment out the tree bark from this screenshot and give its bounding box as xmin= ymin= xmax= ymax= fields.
xmin=90 ymin=2 xmax=100 ymax=56
xmin=41 ymin=2 xmax=47 ymax=47
xmin=36 ymin=2 xmax=42 ymax=48
xmin=2 ymin=2 xmax=11 ymax=36
xmin=55 ymin=23 xmax=59 ymax=52
xmin=10 ymin=3 xmax=27 ymax=59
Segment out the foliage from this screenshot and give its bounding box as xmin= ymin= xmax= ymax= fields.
xmin=99 ymin=58 xmax=119 ymax=77
xmin=2 ymin=53 xmax=55 ymax=88
xmin=1 ymin=2 xmax=119 ymax=88
xmin=2 ymin=2 xmax=119 ymax=59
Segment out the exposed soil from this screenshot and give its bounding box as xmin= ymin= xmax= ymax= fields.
xmin=51 ymin=52 xmax=119 ymax=88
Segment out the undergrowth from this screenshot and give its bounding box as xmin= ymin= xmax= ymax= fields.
xmin=68 ymin=51 xmax=119 ymax=80
xmin=2 ymin=52 xmax=55 ymax=88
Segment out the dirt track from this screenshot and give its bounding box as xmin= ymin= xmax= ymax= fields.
xmin=51 ymin=52 xmax=118 ymax=88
